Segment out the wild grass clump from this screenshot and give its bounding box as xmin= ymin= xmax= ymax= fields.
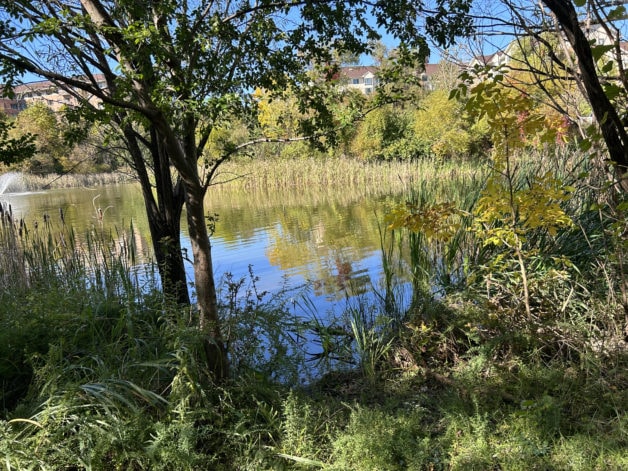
xmin=0 ymin=209 xmax=159 ymax=414
xmin=0 ymin=211 xmax=316 ymax=469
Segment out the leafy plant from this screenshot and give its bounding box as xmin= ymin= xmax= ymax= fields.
xmin=458 ymin=67 xmax=575 ymax=320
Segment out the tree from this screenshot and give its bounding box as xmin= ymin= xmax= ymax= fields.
xmin=12 ymin=102 xmax=69 ymax=173
xmin=0 ymin=112 xmax=35 ymax=165
xmin=0 ymin=0 xmax=473 ymax=378
xmin=350 ymin=105 xmax=418 ymax=160
xmin=467 ymin=0 xmax=628 ymax=191
xmin=460 ymin=0 xmax=628 ymax=323
xmin=413 ymin=89 xmax=487 ymax=159
xmin=542 ymin=0 xmax=628 ymax=191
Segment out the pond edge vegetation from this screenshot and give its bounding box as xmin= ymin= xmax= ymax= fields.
xmin=1 ymin=152 xmax=626 ymax=470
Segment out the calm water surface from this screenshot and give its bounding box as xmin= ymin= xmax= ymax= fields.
xmin=1 ymin=182 xmax=408 ymax=313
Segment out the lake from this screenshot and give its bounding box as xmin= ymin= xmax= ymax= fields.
xmin=0 ymin=181 xmax=411 ymax=316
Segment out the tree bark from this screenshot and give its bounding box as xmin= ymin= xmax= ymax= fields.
xmin=122 ymin=123 xmax=189 ymax=305
xmin=543 ymin=0 xmax=628 ymax=192
xmin=183 ymin=178 xmax=228 ymax=379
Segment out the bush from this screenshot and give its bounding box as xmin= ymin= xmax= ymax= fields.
xmin=330 ymin=406 xmax=435 ymax=470
xmin=350 ymin=106 xmax=418 ymax=161
xmin=413 ymin=90 xmax=487 ymax=159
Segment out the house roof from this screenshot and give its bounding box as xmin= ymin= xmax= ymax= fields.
xmin=13 ymin=81 xmax=58 ymax=93
xmin=340 ymin=64 xmax=443 ymax=79
xmin=470 ymin=51 xmax=510 ymax=66
xmin=340 ymin=66 xmax=378 ymax=79
xmin=422 ymin=63 xmax=441 ymax=76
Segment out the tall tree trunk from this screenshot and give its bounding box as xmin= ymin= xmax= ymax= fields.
xmin=144 ymin=105 xmax=229 ymax=378
xmin=184 ymin=179 xmax=228 ymax=379
xmin=147 ymin=216 xmax=189 ymax=305
xmin=543 ymin=0 xmax=628 ymax=321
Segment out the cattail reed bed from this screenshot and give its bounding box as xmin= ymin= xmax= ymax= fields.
xmin=9 ymin=158 xmax=483 ymax=193
xmin=18 ymin=171 xmax=134 ymax=191
xmin=0 ymin=202 xmax=149 ymax=297
xmin=211 ymin=157 xmax=486 ymax=192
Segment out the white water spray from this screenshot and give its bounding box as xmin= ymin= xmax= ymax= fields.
xmin=0 ymin=172 xmax=24 ymax=195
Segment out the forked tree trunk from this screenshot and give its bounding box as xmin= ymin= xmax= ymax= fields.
xmin=148 ymin=218 xmax=189 ymax=305
xmin=122 ymin=124 xmax=190 ymax=305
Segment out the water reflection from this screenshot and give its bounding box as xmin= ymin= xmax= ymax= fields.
xmin=1 ymin=182 xmax=405 ymax=311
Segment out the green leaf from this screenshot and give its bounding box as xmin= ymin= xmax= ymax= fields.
xmin=578 ymin=138 xmax=592 ymax=152
xmin=603 ymin=82 xmax=623 ymax=100
xmin=607 ymin=6 xmax=627 ymax=21
xmin=591 ymin=44 xmax=614 ymax=61
xmin=601 ymin=60 xmax=614 ymax=73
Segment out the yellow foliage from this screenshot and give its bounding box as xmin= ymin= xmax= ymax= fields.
xmin=387 ymin=201 xmax=465 ymax=242
xmin=254 ymin=87 xmax=301 ymax=139
xmin=413 ymin=90 xmax=474 ymax=158
xmin=474 ymin=172 xmax=574 ymax=246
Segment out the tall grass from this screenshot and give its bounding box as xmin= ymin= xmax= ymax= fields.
xmin=0 ymin=204 xmax=159 ymax=411
xmin=0 ymin=205 xmax=312 ymax=469
xmin=210 ymin=157 xmax=481 ymax=192
xmin=15 ymin=171 xmax=134 ymax=191
xmin=0 ymin=201 xmax=143 ymax=296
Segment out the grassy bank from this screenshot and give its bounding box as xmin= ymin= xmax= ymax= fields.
xmin=1 ymin=154 xmax=627 ymax=470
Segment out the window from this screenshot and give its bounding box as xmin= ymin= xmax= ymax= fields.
xmin=364 ymin=77 xmax=373 ymax=86
xmin=365 ymin=87 xmax=372 ymax=94
xmin=352 ymin=78 xmax=360 ymax=85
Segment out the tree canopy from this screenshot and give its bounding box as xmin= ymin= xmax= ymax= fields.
xmin=0 ymin=113 xmax=35 ymax=166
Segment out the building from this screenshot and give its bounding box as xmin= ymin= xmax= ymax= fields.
xmin=468 ymin=50 xmax=511 ymax=68
xmin=470 ymin=23 xmax=628 ymax=71
xmin=13 ymin=75 xmax=107 ymax=111
xmin=1 ymin=74 xmax=107 ymax=116
xmin=338 ymin=63 xmax=445 ymax=94
xmin=339 ymin=66 xmax=379 ymax=95
xmin=0 ymin=96 xmax=25 ymax=117
xmin=420 ymin=63 xmax=443 ymax=91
